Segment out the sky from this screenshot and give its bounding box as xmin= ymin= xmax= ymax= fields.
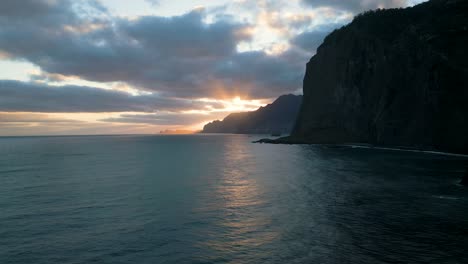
xmin=0 ymin=0 xmax=426 ymax=136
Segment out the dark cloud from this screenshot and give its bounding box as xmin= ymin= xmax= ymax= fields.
xmin=301 ymin=0 xmax=408 ymax=13
xmin=0 ymin=1 xmax=305 ymax=99
xmin=0 ymin=80 xmax=207 ymax=113
xmin=101 ymin=112 xmax=221 ymax=126
xmin=0 ymin=0 xmax=72 ymax=19
xmin=119 ymin=11 xmax=244 ymax=58
xmin=213 ymin=50 xmax=307 ymax=98
xmin=292 ymin=31 xmax=329 ymax=52
xmin=291 ymin=23 xmax=344 ymax=52
xmin=2 ymin=1 xmax=414 ymax=102
xmin=0 ymin=0 xmax=106 ymax=27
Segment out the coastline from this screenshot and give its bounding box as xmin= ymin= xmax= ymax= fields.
xmin=253 ymin=137 xmax=468 ymax=158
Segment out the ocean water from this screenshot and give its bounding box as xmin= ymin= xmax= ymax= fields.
xmin=1 ymin=134 xmax=467 ymax=264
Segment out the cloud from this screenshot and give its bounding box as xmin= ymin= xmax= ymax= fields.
xmin=213 ymin=50 xmax=307 ymax=98
xmin=101 ymin=112 xmax=223 ymax=126
xmin=0 ymin=112 xmax=83 ymax=124
xmin=0 ymin=0 xmax=107 ymax=28
xmin=145 ymin=0 xmax=159 ymax=6
xmin=0 ymin=0 xmax=424 ymax=105
xmin=118 ymin=10 xmax=248 ymax=59
xmin=0 ymin=80 xmax=207 ymax=113
xmin=291 ymin=23 xmax=343 ymax=52
xmin=0 ymin=1 xmax=309 ymax=99
xmin=0 ymin=0 xmax=73 ymax=19
xmin=0 ymin=112 xmax=158 ymax=136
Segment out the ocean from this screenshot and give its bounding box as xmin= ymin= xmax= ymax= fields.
xmin=1 ymin=134 xmax=467 ymax=264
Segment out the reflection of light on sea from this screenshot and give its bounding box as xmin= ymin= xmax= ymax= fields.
xmin=199 ymin=136 xmax=278 ymax=256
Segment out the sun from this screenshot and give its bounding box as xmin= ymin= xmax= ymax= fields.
xmin=221 ymin=96 xmax=266 ymax=112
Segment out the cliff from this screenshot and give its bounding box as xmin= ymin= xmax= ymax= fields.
xmin=462 ymin=169 xmax=468 ymax=186
xmin=203 ymin=94 xmax=302 ymax=134
xmin=291 ymin=0 xmax=468 ymax=154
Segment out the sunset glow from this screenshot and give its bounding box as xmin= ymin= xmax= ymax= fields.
xmin=0 ymin=0 xmax=426 ymax=136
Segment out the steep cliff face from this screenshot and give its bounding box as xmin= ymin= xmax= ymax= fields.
xmin=462 ymin=169 xmax=468 ymax=186
xmin=292 ymin=0 xmax=468 ymax=153
xmin=203 ymin=94 xmax=302 ymax=134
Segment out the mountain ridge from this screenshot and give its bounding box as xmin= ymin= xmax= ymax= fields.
xmin=202 ymin=94 xmax=302 ymax=135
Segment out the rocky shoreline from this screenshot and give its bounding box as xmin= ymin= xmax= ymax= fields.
xmin=255 ymin=136 xmax=468 ymax=185
xmin=254 ymin=136 xmax=468 ymax=156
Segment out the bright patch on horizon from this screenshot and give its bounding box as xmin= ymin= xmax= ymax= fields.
xmin=193 ymin=96 xmax=268 ymax=114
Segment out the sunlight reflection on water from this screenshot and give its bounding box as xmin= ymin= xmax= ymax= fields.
xmin=194 ymin=136 xmax=279 ymax=262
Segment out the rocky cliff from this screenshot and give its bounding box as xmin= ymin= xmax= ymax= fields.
xmin=462 ymin=169 xmax=468 ymax=186
xmin=203 ymin=94 xmax=302 ymax=134
xmin=291 ymin=0 xmax=468 ymax=154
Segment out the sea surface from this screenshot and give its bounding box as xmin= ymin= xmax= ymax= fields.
xmin=1 ymin=134 xmax=467 ymax=264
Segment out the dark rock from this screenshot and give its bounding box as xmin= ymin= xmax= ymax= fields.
xmin=461 ymin=169 xmax=468 ymax=186
xmin=291 ymin=0 xmax=468 ymax=154
xmin=202 ymin=94 xmax=302 ymax=134
xmin=253 ymin=136 xmax=316 ymax=144
xmin=253 ymin=138 xmax=278 ymax=144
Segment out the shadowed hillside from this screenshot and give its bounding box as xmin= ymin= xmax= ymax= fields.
xmin=203 ymin=94 xmax=302 ymax=135
xmin=289 ymin=0 xmax=468 ymax=153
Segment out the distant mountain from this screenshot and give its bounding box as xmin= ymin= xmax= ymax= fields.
xmin=202 ymin=94 xmax=302 ymax=135
xmin=287 ymin=0 xmax=468 ymax=154
xmin=159 ymin=129 xmax=195 ymax=135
